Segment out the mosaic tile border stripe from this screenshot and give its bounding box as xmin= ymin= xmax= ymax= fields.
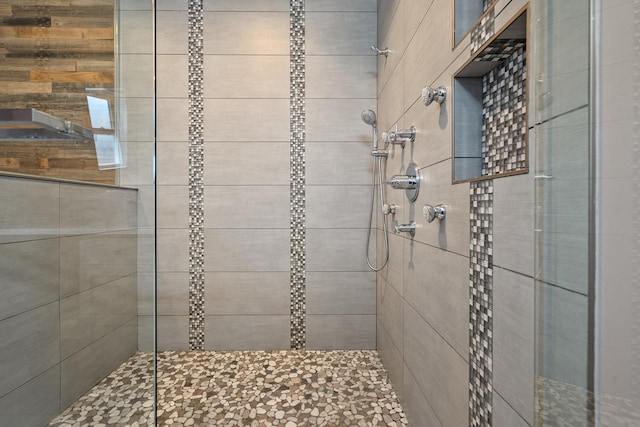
xmin=289 ymin=0 xmax=306 ymax=350
xmin=471 ymin=6 xmax=495 ymax=54
xmin=188 ymin=0 xmax=205 ymax=350
xmin=481 ymin=45 xmax=527 ymax=176
xmin=469 ymin=179 xmax=494 ymax=427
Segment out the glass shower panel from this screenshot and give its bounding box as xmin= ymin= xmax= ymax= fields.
xmin=534 ymin=0 xmax=594 ymax=425
xmin=0 ymin=1 xmax=156 ymax=425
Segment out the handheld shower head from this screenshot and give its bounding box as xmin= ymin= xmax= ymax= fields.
xmin=361 ymin=109 xmax=377 ymax=128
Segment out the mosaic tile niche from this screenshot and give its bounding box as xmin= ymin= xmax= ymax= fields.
xmin=289 ymin=0 xmax=307 ymax=350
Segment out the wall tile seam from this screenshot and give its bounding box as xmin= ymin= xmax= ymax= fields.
xmin=494 ymin=389 xmax=532 ymax=426
xmin=402 ymin=354 xmax=450 ymax=427
xmin=402 ymin=297 xmax=469 ymax=363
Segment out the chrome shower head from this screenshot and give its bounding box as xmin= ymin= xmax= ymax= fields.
xmin=361 ymin=109 xmax=377 ymax=127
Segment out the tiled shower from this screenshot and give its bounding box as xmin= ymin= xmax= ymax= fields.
xmin=0 ymin=0 xmax=638 ymax=426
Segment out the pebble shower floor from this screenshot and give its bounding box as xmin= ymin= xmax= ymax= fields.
xmin=49 ymin=350 xmax=407 ymax=426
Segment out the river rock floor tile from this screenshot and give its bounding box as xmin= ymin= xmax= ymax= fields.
xmin=49 ymin=350 xmax=407 ymax=426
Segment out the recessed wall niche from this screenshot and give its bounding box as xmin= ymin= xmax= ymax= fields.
xmin=453 ymin=7 xmax=529 ymax=183
xmin=453 ymin=0 xmax=497 ymax=46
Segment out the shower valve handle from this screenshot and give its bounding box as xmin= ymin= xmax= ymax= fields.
xmin=382 ymin=203 xmax=397 ymax=216
xmin=387 ymin=175 xmax=418 ymax=190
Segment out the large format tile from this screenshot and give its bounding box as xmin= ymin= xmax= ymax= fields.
xmin=307 ymin=272 xmax=375 ymax=315
xmin=61 ymin=319 xmax=137 ymax=408
xmin=307 ymin=315 xmax=376 ymax=349
xmin=156 ymin=54 xmax=188 ymax=98
xmin=377 ymin=230 xmax=405 ymax=296
xmin=120 ymin=53 xmax=154 ymax=98
xmin=494 ymin=171 xmax=534 ymax=276
xmin=306 ymin=12 xmax=376 ymax=55
xmin=204 ymin=0 xmax=288 ymax=11
xmin=0 ymin=366 xmax=60 ymax=427
xmin=307 ymin=98 xmax=377 ymax=142
xmin=404 ymin=303 xmax=468 ymax=427
xmin=60 ymin=230 xmax=137 ymax=297
xmin=156 ymin=229 xmax=189 ymax=272
xmin=156 ymin=185 xmax=189 ymax=229
xmin=118 ymin=97 xmax=155 ymax=142
xmin=403 ymin=364 xmax=443 ymax=427
xmin=205 ymin=315 xmax=290 ymax=350
xmin=493 ymin=268 xmax=534 ymax=425
xmin=493 ymin=392 xmax=530 ymax=427
xmin=306 ymin=185 xmax=371 ymax=229
xmin=205 ymin=272 xmax=290 ymax=315
xmin=156 ymin=98 xmax=188 ymax=142
xmin=307 ymin=56 xmax=377 ymax=99
xmin=404 ymin=241 xmax=469 ymax=360
xmin=60 ymin=275 xmax=137 ymax=360
xmin=205 ymin=186 xmax=289 ymax=229
xmin=204 ymin=142 xmax=290 ymax=186
xmin=156 ymin=142 xmax=189 ymax=186
xmin=306 ymin=142 xmax=372 ymax=186
xmin=60 ymin=185 xmax=137 ymax=234
xmin=203 ymin=12 xmax=289 ymax=55
xmin=204 ymin=99 xmax=289 ymax=141
xmin=307 ymin=0 xmax=376 ymax=11
xmin=118 ymin=11 xmax=153 ymax=55
xmin=155 ymin=272 xmax=189 ymax=316
xmin=0 ymin=238 xmax=59 ymax=321
xmin=156 ymin=11 xmax=188 ymax=54
xmin=306 ymin=229 xmax=370 ymax=272
xmin=205 ymin=229 xmax=290 ymax=272
xmin=377 ymin=320 xmax=404 ymax=398
xmin=0 ymin=302 xmax=59 ymax=398
xmin=204 ymin=55 xmax=289 ymax=99
xmin=0 ymin=177 xmax=59 ymax=244
xmin=378 ymin=277 xmax=404 ymax=354
xmin=156 ymin=316 xmax=189 ymax=351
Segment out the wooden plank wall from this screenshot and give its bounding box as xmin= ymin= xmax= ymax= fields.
xmin=0 ymin=0 xmax=116 ymax=184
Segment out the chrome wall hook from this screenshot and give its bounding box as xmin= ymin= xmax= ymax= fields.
xmin=371 ymin=45 xmax=390 ymax=57
xmin=422 ymin=86 xmax=447 ymax=106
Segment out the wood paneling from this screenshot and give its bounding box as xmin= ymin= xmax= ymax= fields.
xmin=0 ymin=0 xmax=115 ymax=184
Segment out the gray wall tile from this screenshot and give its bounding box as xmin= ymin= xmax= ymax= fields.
xmin=403 ymin=364 xmax=443 ymax=427
xmin=120 ymin=54 xmax=154 ymax=98
xmin=60 ymin=275 xmax=137 ymax=360
xmin=118 ymin=97 xmax=155 ymax=142
xmin=307 ymin=0 xmax=376 ymax=11
xmin=157 ymin=229 xmax=189 ymax=272
xmin=0 ymin=302 xmax=60 ymax=398
xmin=307 ymin=272 xmax=376 ymax=315
xmin=307 ymin=56 xmax=377 ymax=99
xmin=0 ymin=366 xmax=60 ymax=427
xmin=204 ymin=142 xmax=290 ymax=186
xmin=157 ymin=54 xmax=189 ymax=98
xmin=156 ymin=316 xmax=189 ymax=350
xmin=404 ymin=241 xmax=470 ymax=360
xmin=204 ymin=55 xmax=289 ymax=99
xmin=305 ymin=142 xmax=372 ymax=186
xmin=157 ymin=143 xmax=189 ymax=186
xmin=156 ymin=11 xmax=188 ymax=55
xmin=156 ymin=273 xmax=189 ymax=316
xmin=205 ymin=272 xmax=290 ymax=315
xmin=118 ymin=11 xmax=153 ymax=54
xmin=205 ymin=186 xmax=290 ymax=229
xmin=203 ymin=12 xmax=289 ymax=55
xmin=204 ymin=0 xmax=289 ymax=11
xmin=205 ymin=315 xmax=290 ymax=350
xmin=307 ymin=315 xmax=376 ymax=349
xmin=306 ymin=12 xmax=377 ymax=55
xmin=307 ymin=229 xmax=370 ymax=272
xmin=59 ymin=185 xmax=137 ymax=234
xmin=377 ymin=320 xmax=404 ymax=399
xmin=493 ymin=392 xmax=531 ymax=427
xmin=157 ymin=98 xmax=189 ymax=142
xmin=205 ymin=229 xmax=290 ymax=272
xmin=204 ymin=99 xmax=290 ymax=141
xmin=156 ymin=186 xmax=189 ymax=229
xmin=404 ymin=304 xmax=468 ymax=427
xmin=307 ymin=99 xmax=377 ymax=142
xmin=0 ymin=239 xmax=59 ymax=321
xmin=0 ymin=177 xmax=59 ymax=244
xmin=494 ymin=268 xmax=534 ymax=425
xmin=378 ymin=277 xmax=404 ymax=353
xmin=60 ymin=319 xmax=137 ymax=408
xmin=60 ymin=231 xmax=137 ymax=297
xmin=307 ymin=185 xmax=371 ymax=229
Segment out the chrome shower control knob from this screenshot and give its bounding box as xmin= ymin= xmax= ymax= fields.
xmin=382 ymin=203 xmax=397 ymax=216
xmin=422 ymin=86 xmax=447 ymax=106
xmin=423 ymin=204 xmax=446 ymax=223
xmin=394 ymin=222 xmax=416 ymax=236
